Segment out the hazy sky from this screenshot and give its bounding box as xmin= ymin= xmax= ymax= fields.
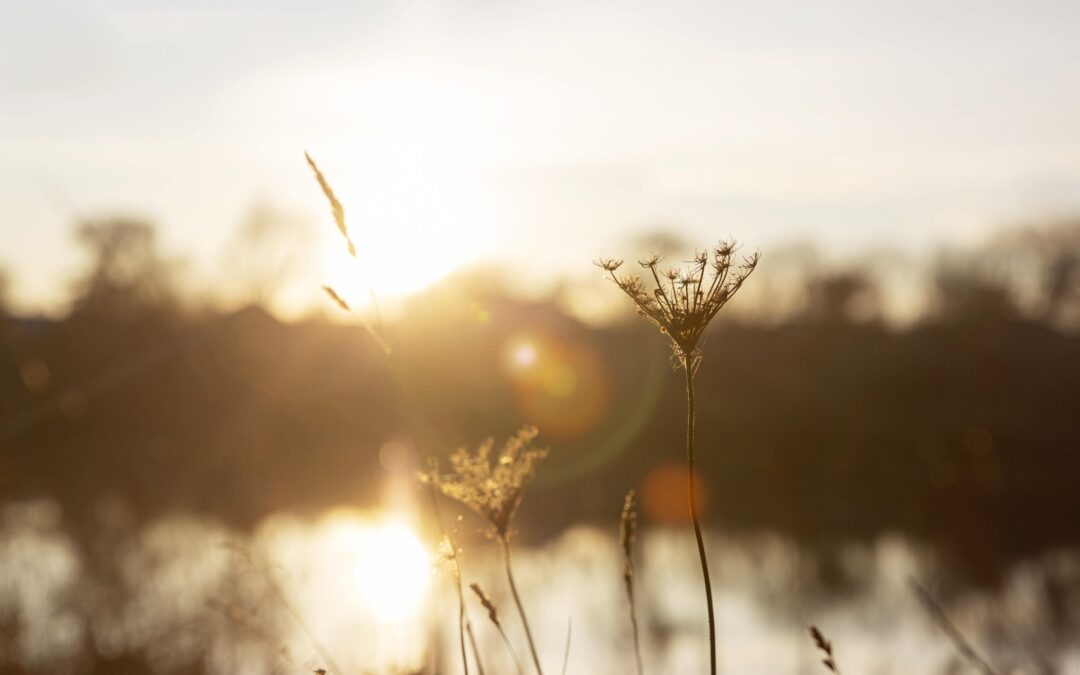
xmin=3 ymin=0 xmax=1080 ymax=312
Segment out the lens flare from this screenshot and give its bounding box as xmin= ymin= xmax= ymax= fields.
xmin=503 ymin=332 xmax=612 ymax=440
xmin=511 ymin=341 xmax=539 ymax=368
xmin=641 ymin=463 xmax=707 ymax=524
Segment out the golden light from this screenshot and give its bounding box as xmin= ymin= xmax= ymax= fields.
xmin=321 ymin=219 xmax=477 ymax=313
xmin=510 ymin=340 xmax=539 ymax=369
xmin=310 ymin=74 xmax=502 ymax=311
xmin=331 ymin=518 xmax=431 ymax=622
xmin=642 ymin=463 xmax=707 ymax=524
xmin=355 ymin=522 xmax=430 ymax=620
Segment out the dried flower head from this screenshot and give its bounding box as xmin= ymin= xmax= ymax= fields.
xmin=597 ymin=240 xmax=759 ymax=372
xmin=420 ymin=426 xmax=548 ymax=539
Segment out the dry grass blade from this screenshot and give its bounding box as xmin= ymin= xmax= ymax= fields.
xmin=304 ymin=151 xmax=356 ymax=257
xmin=808 ymin=625 xmax=842 ymax=674
xmin=470 ymin=582 xmax=524 ymax=675
xmin=911 ymin=579 xmax=998 ymax=675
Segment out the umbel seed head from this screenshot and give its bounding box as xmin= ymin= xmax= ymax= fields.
xmin=597 ymin=239 xmax=759 ymax=373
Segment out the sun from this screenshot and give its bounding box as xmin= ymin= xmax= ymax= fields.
xmin=313 ymin=90 xmax=500 ymax=311
xmin=321 ymin=213 xmax=475 ymax=310
xmin=318 ymin=185 xmax=492 ymax=312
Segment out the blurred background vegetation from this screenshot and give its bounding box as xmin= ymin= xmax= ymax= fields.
xmin=4 ymin=213 xmax=1080 ymax=568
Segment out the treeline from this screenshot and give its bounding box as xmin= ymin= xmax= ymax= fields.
xmin=2 ymin=216 xmax=1080 ymax=584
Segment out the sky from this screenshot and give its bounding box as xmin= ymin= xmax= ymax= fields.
xmin=2 ymin=0 xmax=1080 ymax=314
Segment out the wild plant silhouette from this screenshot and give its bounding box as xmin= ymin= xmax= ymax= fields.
xmin=597 ymin=244 xmax=759 ymax=673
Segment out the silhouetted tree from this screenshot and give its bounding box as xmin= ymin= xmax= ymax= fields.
xmin=803 ymin=270 xmax=880 ymax=324
xmin=961 ymin=218 xmax=1080 ymax=328
xmin=736 ymin=241 xmax=820 ymax=323
xmin=1011 ymin=219 xmax=1080 ymax=328
xmin=931 ymin=260 xmax=1019 ymax=323
xmin=1042 ymin=251 xmax=1079 ymax=322
xmin=67 ymin=218 xmax=180 ymax=322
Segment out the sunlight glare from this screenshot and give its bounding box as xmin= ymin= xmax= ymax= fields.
xmin=356 ymin=521 xmax=429 ymax=621
xmin=312 ymin=75 xmax=501 ymax=312
xmin=335 ymin=519 xmax=430 ymax=622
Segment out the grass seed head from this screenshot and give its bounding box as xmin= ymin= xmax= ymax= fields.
xmin=470 ymin=582 xmax=502 ymax=629
xmin=620 ymin=489 xmax=638 ymax=583
xmin=808 ymin=625 xmax=842 ymax=674
xmin=322 ymin=285 xmax=350 ymax=311
xmin=305 ymin=151 xmax=356 ymax=257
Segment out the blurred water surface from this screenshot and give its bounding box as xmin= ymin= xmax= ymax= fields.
xmin=1 ymin=498 xmax=1078 ymax=674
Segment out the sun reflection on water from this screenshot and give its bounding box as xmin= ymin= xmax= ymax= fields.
xmin=5 ymin=499 xmax=1077 ymax=674
xmin=340 ymin=519 xmax=430 ymax=622
xmin=259 ymin=509 xmax=436 ymax=672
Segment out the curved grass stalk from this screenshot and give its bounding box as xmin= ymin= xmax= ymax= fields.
xmin=501 ymin=535 xmax=544 ymax=675
xmin=470 ymin=581 xmax=524 ymax=675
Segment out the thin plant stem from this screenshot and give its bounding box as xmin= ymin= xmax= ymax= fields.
xmin=501 ymin=535 xmax=544 ymax=675
xmin=495 ymin=621 xmax=526 ymax=675
xmin=684 ymin=356 xmax=717 ymax=675
xmin=263 ymin=562 xmax=345 ymax=675
xmin=626 ymin=578 xmax=644 ymax=675
xmin=561 ymin=618 xmax=571 ymax=675
xmin=466 ymin=619 xmax=486 ymax=675
xmin=911 ymin=579 xmax=998 ymax=675
xmin=427 ymin=486 xmax=484 ymax=675
xmin=456 ymin=574 xmax=471 ymax=675
xmin=453 ymin=560 xmax=487 ymax=675
xmin=470 ymin=581 xmax=524 ymax=675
